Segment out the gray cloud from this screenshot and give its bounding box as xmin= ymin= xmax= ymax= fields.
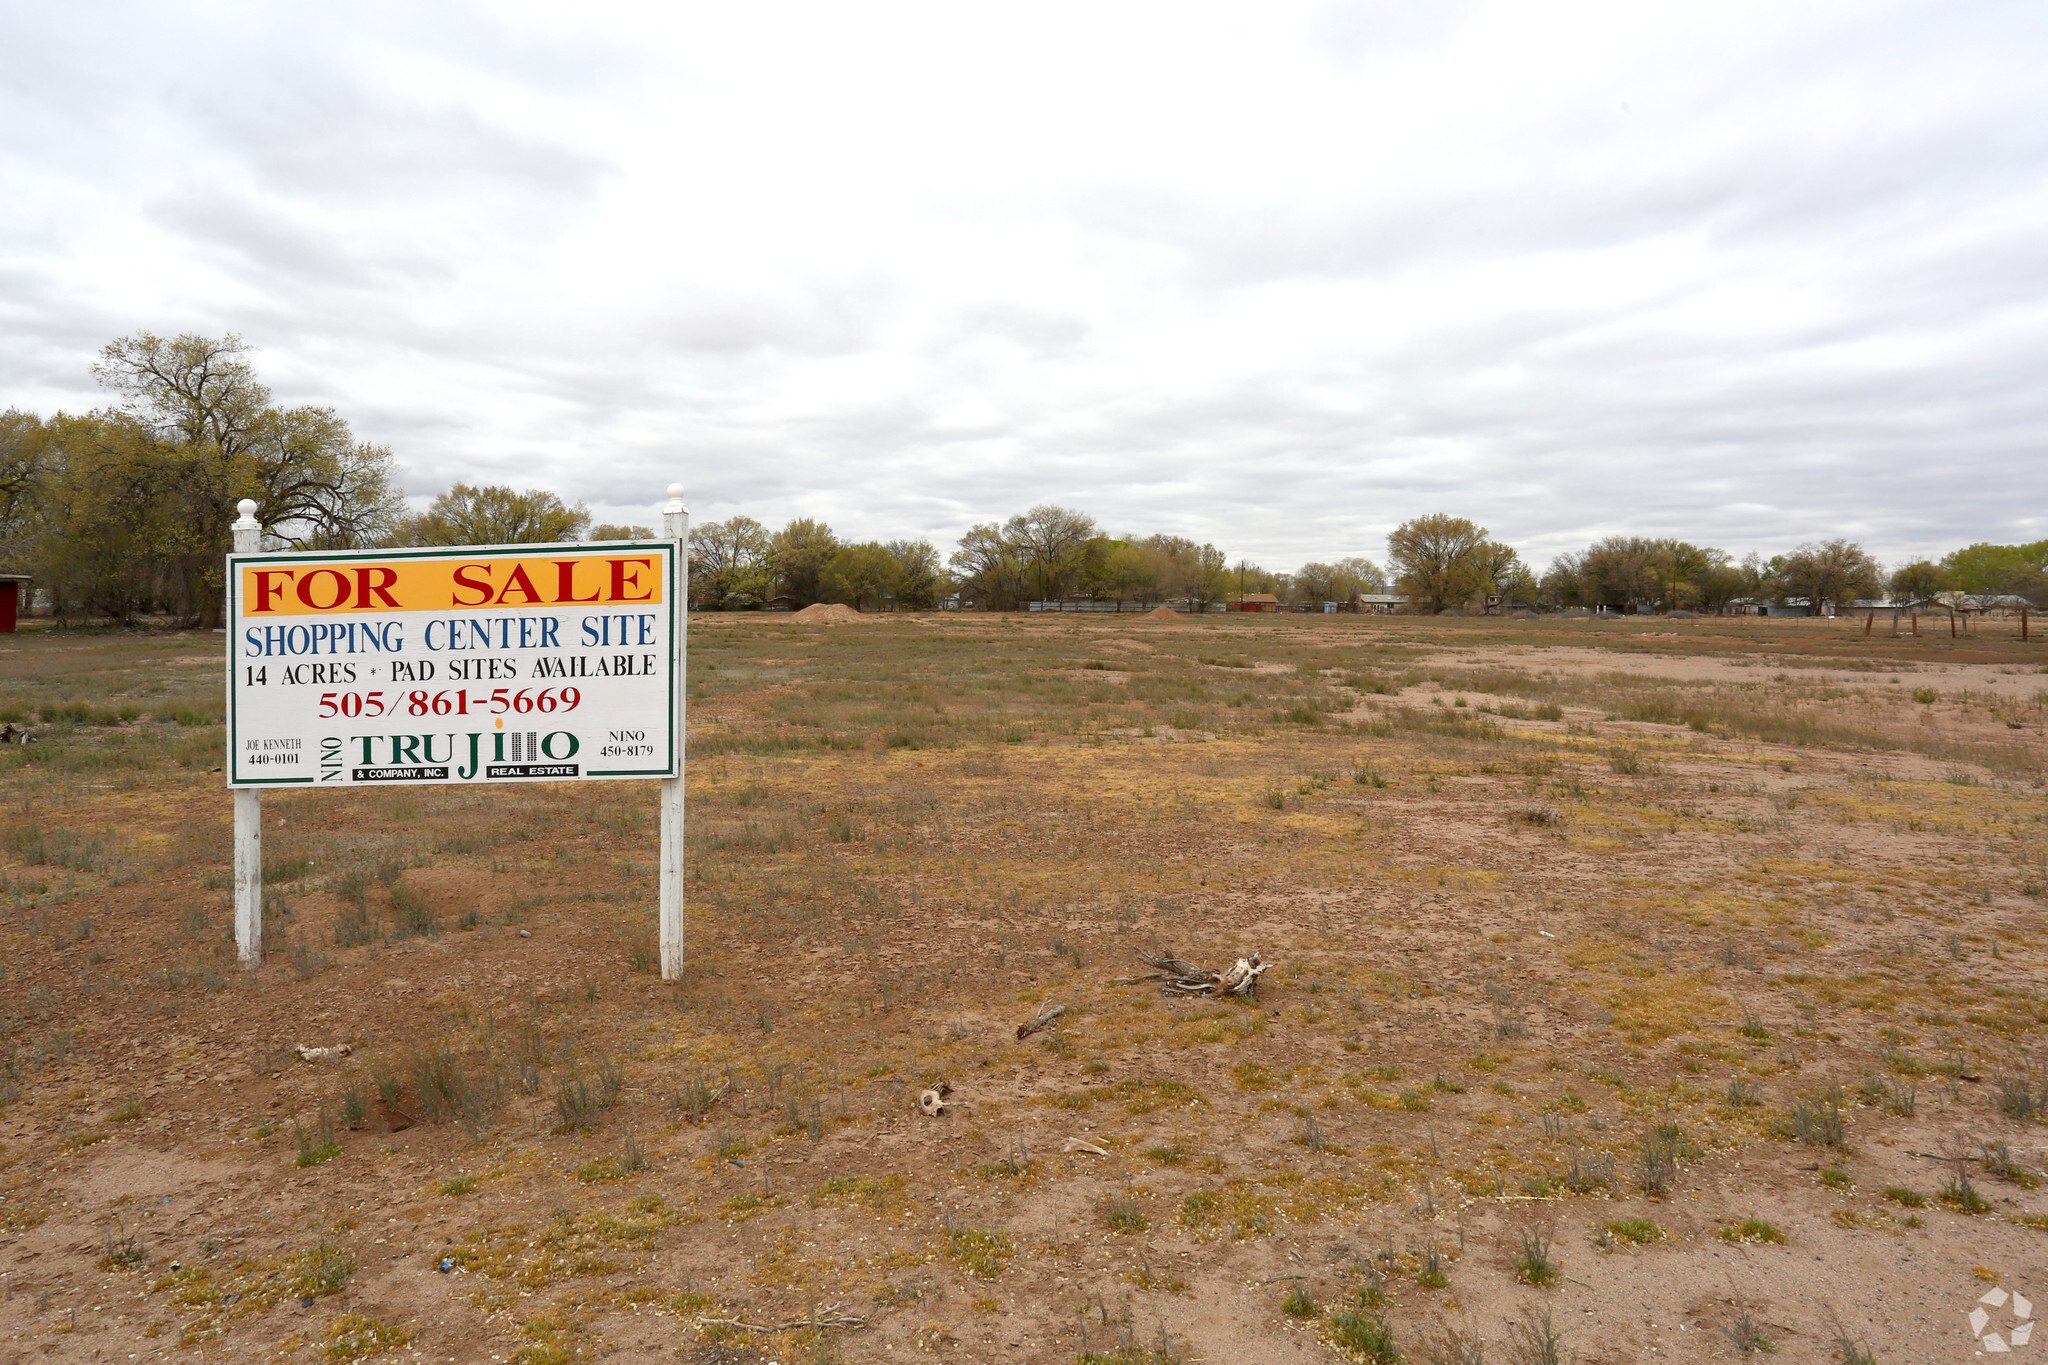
xmin=3 ymin=1 xmax=2046 ymax=570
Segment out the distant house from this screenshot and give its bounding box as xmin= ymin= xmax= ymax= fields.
xmin=1227 ymin=593 xmax=1282 ymax=612
xmin=761 ymin=595 xmax=798 ymax=612
xmin=1962 ymin=594 xmax=2034 ymax=613
xmin=1354 ymin=594 xmax=1407 ymax=615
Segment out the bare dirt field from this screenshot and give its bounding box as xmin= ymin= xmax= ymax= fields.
xmin=1 ymin=611 xmax=2045 ymax=1365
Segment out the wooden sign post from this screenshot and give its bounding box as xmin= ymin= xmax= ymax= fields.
xmin=226 ymin=485 xmax=691 ymax=979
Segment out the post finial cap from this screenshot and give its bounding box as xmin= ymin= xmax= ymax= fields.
xmin=237 ymin=498 xmax=258 ymax=518
xmin=667 ymin=483 xmax=686 ymax=501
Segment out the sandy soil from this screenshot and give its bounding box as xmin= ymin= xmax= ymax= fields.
xmin=1 ymin=614 xmax=2045 ymax=1365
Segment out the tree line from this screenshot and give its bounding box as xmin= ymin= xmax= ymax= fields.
xmin=4 ymin=334 xmax=2042 ymax=624
xmin=0 ymin=335 xmax=639 ymax=625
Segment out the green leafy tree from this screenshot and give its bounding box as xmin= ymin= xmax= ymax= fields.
xmin=589 ymin=523 xmax=653 ymax=540
xmin=12 ymin=335 xmax=402 ymax=623
xmin=1387 ymin=514 xmax=1516 ymax=614
xmin=1695 ymin=562 xmax=1752 ymax=612
xmin=394 ymin=484 xmax=589 ymax=546
xmin=1004 ymin=504 xmax=1098 ymax=603
xmin=93 ymin=334 xmax=404 ymax=554
xmin=1540 ymin=553 xmax=1588 ymax=608
xmin=26 ymin=413 xmax=194 ymax=623
xmin=1176 ymin=542 xmax=1231 ymax=612
xmin=1546 ymin=537 xmax=1734 ymax=612
xmin=769 ymin=518 xmax=839 ymax=607
xmin=820 ymin=542 xmax=898 ymax=611
xmin=689 ymin=516 xmax=775 ymax=608
xmin=1091 ymin=540 xmax=1157 ymax=607
xmin=1889 ymin=560 xmax=1952 ymax=602
xmin=1134 ymin=535 xmax=1195 ymax=607
xmin=1941 ymin=542 xmax=2048 ymax=603
xmin=1297 ymin=557 xmax=1386 ymax=604
xmin=885 ymin=539 xmax=945 ymax=609
xmin=1339 ymin=557 xmax=1388 ymax=594
xmin=949 ymin=523 xmax=1028 ymax=610
xmin=1776 ymin=539 xmax=1882 ymax=614
xmin=0 ymin=410 xmax=50 ymax=570
xmin=1497 ymin=562 xmax=1541 ymax=608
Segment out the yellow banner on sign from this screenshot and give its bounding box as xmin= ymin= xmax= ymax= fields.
xmin=240 ymin=552 xmax=665 ymax=616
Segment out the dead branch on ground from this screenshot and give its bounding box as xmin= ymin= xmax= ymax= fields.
xmin=1016 ymin=1003 xmax=1067 ymax=1039
xmin=696 ymin=1305 xmax=866 ymax=1332
xmin=1127 ymin=948 xmax=1273 ymax=997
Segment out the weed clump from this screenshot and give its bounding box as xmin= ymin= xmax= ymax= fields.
xmin=947 ymin=1227 xmax=1015 ymax=1278
xmin=294 ymin=1108 xmax=341 ymax=1168
xmin=324 ymin=1314 xmax=413 ymax=1361
xmin=1326 ymin=1311 xmax=1397 ymax=1363
xmin=1938 ymin=1170 xmax=1991 ymax=1214
xmin=1982 ymin=1141 xmax=2039 ymax=1187
xmin=1603 ymin=1218 xmax=1663 ymax=1245
xmin=1781 ymin=1089 xmax=1848 ymax=1150
xmin=1995 ymin=1077 xmax=2041 ymax=1121
xmin=409 ymin=1044 xmax=502 ymax=1136
xmin=1416 ymin=1240 xmax=1449 ymax=1289
xmin=1505 ymin=1308 xmax=1567 ymax=1365
xmin=99 ymin=1219 xmax=148 ymax=1270
xmin=1725 ymin=1303 xmax=1774 ymax=1355
xmin=552 ymin=1057 xmax=622 ymax=1134
xmin=1717 ymin=1218 xmax=1786 ymax=1244
xmin=1638 ymin=1121 xmax=1699 ymax=1197
xmin=1563 ymin=1148 xmax=1614 ymax=1194
xmin=1514 ymin=1228 xmax=1558 ymax=1286
xmin=1104 ymin=1199 xmax=1149 ymax=1234
xmin=387 ymin=882 xmax=440 ymax=940
xmin=1144 ymin=1140 xmax=1187 ymax=1166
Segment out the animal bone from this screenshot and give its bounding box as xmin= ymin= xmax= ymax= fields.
xmin=294 ymin=1044 xmax=352 ymax=1062
xmin=918 ymin=1081 xmax=953 ymax=1116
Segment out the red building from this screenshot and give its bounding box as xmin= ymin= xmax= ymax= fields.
xmin=0 ymin=575 xmax=27 ymax=632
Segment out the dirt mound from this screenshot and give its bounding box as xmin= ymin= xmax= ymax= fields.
xmin=790 ymin=603 xmax=866 ymax=624
xmin=1138 ymin=606 xmax=1181 ymax=620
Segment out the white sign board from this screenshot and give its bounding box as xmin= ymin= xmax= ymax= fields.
xmin=226 ymin=541 xmax=679 ymax=788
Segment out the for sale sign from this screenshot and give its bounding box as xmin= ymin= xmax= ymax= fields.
xmin=226 ymin=542 xmax=679 ymax=787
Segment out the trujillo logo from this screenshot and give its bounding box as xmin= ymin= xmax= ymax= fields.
xmin=322 ymin=731 xmax=581 ymax=782
xmin=241 ymin=556 xmax=661 ymax=615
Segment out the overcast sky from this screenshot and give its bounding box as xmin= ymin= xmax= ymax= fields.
xmin=3 ymin=2 xmax=2044 ymax=570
